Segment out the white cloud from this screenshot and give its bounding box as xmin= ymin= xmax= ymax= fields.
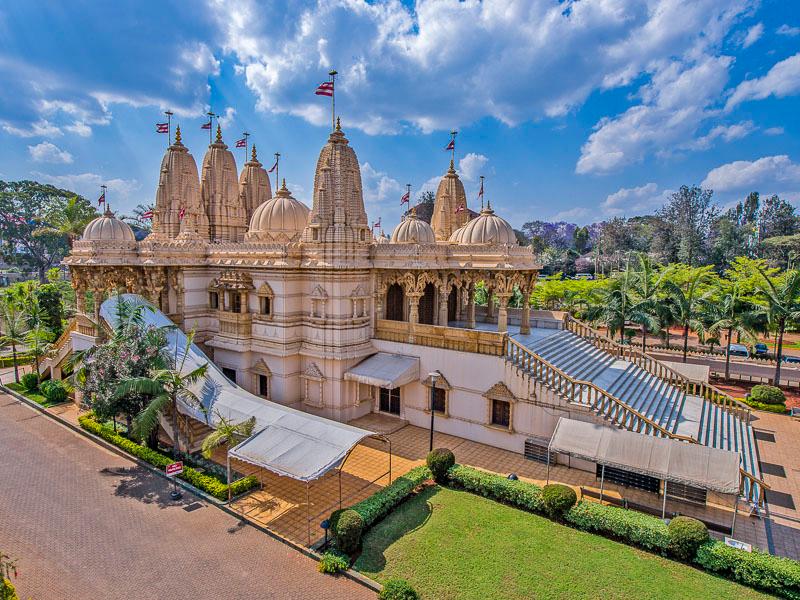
xmin=217 ymin=107 xmax=236 ymax=129
xmin=688 ymin=120 xmax=755 ymax=150
xmin=764 ymin=127 xmax=785 ymax=136
xmin=458 ymin=153 xmax=488 ymax=182
xmin=28 ymin=141 xmax=73 ymax=164
xmin=549 ymin=206 xmax=591 ymax=222
xmin=726 ymin=53 xmax=800 ymax=110
xmin=601 ymin=182 xmax=669 ymax=217
xmin=701 ymin=155 xmax=800 ymax=193
xmin=211 ymin=0 xmax=754 ymax=135
xmin=777 ymin=24 xmax=800 ymax=37
xmin=360 ymin=162 xmax=402 ymax=205
xmin=31 ymin=171 xmax=141 ymax=204
xmin=176 ymin=42 xmax=220 ymax=78
xmin=2 ymin=119 xmax=62 ymax=138
xmin=741 ymin=23 xmax=763 ymax=48
xmin=577 ymin=55 xmax=733 ymax=174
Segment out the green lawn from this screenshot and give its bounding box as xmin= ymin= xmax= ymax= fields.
xmin=354 ymin=486 xmax=771 ymax=600
xmin=6 ymin=382 xmax=63 ymax=407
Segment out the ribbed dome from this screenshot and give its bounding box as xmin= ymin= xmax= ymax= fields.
xmin=82 ymin=207 xmax=136 ymax=242
xmin=453 ymin=206 xmax=517 ymax=245
xmin=376 ymin=231 xmax=390 ymax=244
xmin=246 ymin=180 xmax=310 ymax=243
xmin=390 ymin=210 xmax=435 ymax=244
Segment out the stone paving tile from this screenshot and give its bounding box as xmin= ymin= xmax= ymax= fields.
xmin=0 ymin=394 xmax=373 ymax=600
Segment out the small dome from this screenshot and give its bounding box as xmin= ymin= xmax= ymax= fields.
xmin=390 ymin=210 xmax=435 ymax=244
xmin=376 ymin=231 xmax=390 ymax=244
xmin=82 ymin=207 xmax=136 ymax=242
xmin=246 ymin=180 xmax=310 ymax=242
xmin=453 ymin=205 xmax=517 ymax=245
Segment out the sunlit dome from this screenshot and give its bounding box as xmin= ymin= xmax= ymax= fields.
xmin=452 ymin=205 xmax=517 ymax=245
xmin=390 ymin=210 xmax=435 ymax=244
xmin=246 ymin=179 xmax=310 ymax=243
xmin=82 ymin=207 xmax=136 ymax=242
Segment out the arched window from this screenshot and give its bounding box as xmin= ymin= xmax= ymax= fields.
xmin=385 ymin=283 xmax=405 ymax=321
xmin=418 ymin=283 xmax=436 ymax=325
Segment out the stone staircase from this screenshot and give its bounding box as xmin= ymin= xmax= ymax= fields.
xmin=505 ymin=320 xmax=765 ymax=506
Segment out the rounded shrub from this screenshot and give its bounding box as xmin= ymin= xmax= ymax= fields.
xmin=318 ymin=549 xmax=349 ymax=574
xmin=334 ymin=509 xmax=364 ymax=555
xmin=668 ymin=516 xmax=709 ymax=561
xmin=40 ymin=379 xmax=68 ymax=403
xmin=426 ymin=448 xmax=455 ymax=484
xmin=542 ymin=484 xmax=577 ymax=520
xmin=20 ymin=372 xmax=39 ymax=391
xmin=1 ymin=577 xmax=20 ymax=600
xmin=378 ymin=578 xmax=419 ymax=600
xmin=749 ymin=384 xmax=785 ymax=406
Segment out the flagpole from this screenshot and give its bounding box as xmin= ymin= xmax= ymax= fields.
xmin=242 ymin=132 xmax=250 ymax=162
xmin=405 ymin=183 xmax=411 ymax=218
xmin=450 ymin=130 xmax=457 ymax=164
xmin=274 ymin=152 xmax=281 ymax=190
xmin=165 ymin=110 xmax=173 ymax=145
xmin=329 ymin=69 xmax=338 ymax=132
xmin=479 ymin=175 xmax=485 ymax=210
xmin=100 ymin=184 xmax=107 ymax=209
xmin=207 ymin=111 xmax=215 ymax=144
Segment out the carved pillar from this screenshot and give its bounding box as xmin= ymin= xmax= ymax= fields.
xmin=240 ymin=291 xmax=248 ymax=314
xmin=497 ymin=294 xmax=511 ymax=333
xmin=520 ymin=295 xmax=531 ymax=335
xmin=92 ymin=286 xmax=103 ymax=337
xmin=467 ymin=285 xmax=477 ymax=329
xmin=486 ymin=287 xmax=495 ymax=320
xmin=437 ymin=283 xmax=449 ymax=326
xmin=75 ymin=284 xmax=86 ymax=315
xmin=407 ymin=292 xmax=422 ymax=343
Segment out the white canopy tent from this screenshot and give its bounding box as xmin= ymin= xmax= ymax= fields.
xmin=100 ymin=295 xmax=377 ymax=483
xmin=344 ymin=352 xmax=419 ymax=388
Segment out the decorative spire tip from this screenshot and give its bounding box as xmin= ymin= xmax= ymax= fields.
xmin=174 ymin=125 xmax=182 ymax=144
xmin=215 ymin=123 xmax=222 ymax=143
xmin=251 ymin=144 xmax=257 ymax=161
xmin=335 ymin=116 xmax=341 ymax=132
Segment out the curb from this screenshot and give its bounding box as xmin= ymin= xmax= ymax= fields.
xmin=0 ymin=385 xmax=381 ymax=594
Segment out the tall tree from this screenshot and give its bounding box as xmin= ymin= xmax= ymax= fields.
xmin=702 ymin=289 xmax=759 ymax=379
xmin=573 ymin=226 xmax=590 ymax=254
xmin=627 ymin=254 xmax=661 ymax=351
xmin=0 ymin=296 xmax=28 ymax=383
xmin=36 ymin=195 xmax=98 ymax=248
xmin=754 ymin=269 xmax=800 ymax=386
xmin=655 ymin=185 xmax=717 ymax=266
xmin=660 ymin=265 xmax=715 ymax=361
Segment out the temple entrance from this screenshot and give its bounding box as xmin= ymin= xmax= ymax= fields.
xmin=386 ymin=283 xmax=405 ymax=321
xmin=447 ymin=287 xmax=458 ymax=323
xmin=418 ymin=283 xmax=436 ymax=325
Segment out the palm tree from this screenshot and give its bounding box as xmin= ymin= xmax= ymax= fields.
xmin=754 ymin=269 xmax=800 ymax=386
xmin=628 ymin=254 xmax=661 ymax=351
xmin=660 ymin=266 xmax=715 ymax=362
xmin=200 ymin=412 xmax=256 ymax=459
xmin=113 ymin=330 xmax=208 ymax=457
xmin=36 ymin=196 xmax=97 ymax=248
xmin=702 ymin=289 xmax=759 ymax=380
xmin=0 ymin=298 xmax=28 ymax=383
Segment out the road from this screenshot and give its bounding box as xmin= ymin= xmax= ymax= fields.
xmin=0 ymin=393 xmax=373 ymax=600
xmin=647 ymin=350 xmax=800 ymax=384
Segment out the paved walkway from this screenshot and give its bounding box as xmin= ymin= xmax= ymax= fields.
xmin=0 ymin=392 xmax=373 ymax=600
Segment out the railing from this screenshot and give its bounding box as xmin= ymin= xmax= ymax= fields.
xmin=505 ymin=337 xmax=766 ymax=505
xmin=563 ymin=315 xmax=752 ymax=423
xmin=218 ymin=311 xmax=252 ymax=337
xmin=375 ymin=319 xmax=506 ymax=356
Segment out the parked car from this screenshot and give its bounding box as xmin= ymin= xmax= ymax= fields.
xmin=573 ymin=273 xmax=594 ymax=280
xmin=782 ymin=355 xmax=800 ymax=364
xmin=753 ymin=343 xmax=769 ymax=357
xmin=728 ymin=344 xmax=749 ymax=358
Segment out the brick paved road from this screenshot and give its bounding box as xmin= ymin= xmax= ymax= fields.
xmin=0 ymin=394 xmax=373 ymax=600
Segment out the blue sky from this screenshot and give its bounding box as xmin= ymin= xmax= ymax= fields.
xmin=0 ymin=0 xmax=799 ymax=230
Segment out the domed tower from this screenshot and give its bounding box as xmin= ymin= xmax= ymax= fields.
xmin=151 ymin=126 xmax=208 ymax=239
xmin=245 ymin=179 xmax=310 ymax=243
xmin=390 ymin=209 xmax=436 ymax=243
xmin=82 ymin=205 xmax=137 ymax=243
xmin=238 ymin=144 xmax=272 ymax=224
xmin=431 ymin=159 xmax=469 ymax=241
xmin=201 ymin=125 xmax=246 ymax=242
xmin=302 ymin=119 xmax=370 ymax=244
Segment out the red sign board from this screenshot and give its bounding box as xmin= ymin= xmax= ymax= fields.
xmin=166 ymin=461 xmax=183 ymax=477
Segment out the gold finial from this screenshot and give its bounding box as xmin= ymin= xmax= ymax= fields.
xmin=449 ymin=159 xmax=455 ymax=172
xmin=281 ymin=178 xmax=288 ymax=191
xmin=251 ymin=144 xmax=257 ymax=161
xmin=335 ymin=116 xmax=341 ymax=132
xmin=216 ymin=123 xmax=222 ymax=143
xmin=174 ymin=125 xmax=182 ymax=144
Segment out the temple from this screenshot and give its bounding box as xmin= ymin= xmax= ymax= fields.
xmin=60 ymin=117 xmax=765 ymax=516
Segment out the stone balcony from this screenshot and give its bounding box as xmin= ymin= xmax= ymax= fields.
xmin=374 ymin=318 xmax=505 ymax=356
xmin=218 ymin=310 xmax=252 ymax=337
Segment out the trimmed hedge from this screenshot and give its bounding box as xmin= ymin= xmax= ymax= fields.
xmin=566 ymin=500 xmax=669 ymax=553
xmin=542 ymin=484 xmax=577 ymax=520
xmin=78 ymin=413 xmax=258 ymax=501
xmin=0 ymin=354 xmax=33 ymax=368
xmin=447 ymin=464 xmax=545 ymax=514
xmin=39 ymin=379 xmax=68 ymax=404
xmin=341 ymin=465 xmax=431 ymax=529
xmin=379 ymin=578 xmax=420 ymax=600
xmin=335 ymin=509 xmax=364 ymax=554
xmin=667 ymin=516 xmax=708 ymax=561
xmin=749 ymin=384 xmax=786 ymax=405
xmin=318 ymin=549 xmax=349 ymax=574
xmin=741 ymin=397 xmax=788 ymax=413
xmin=427 ymin=448 xmax=455 ymax=483
xmin=696 ymin=541 xmax=800 ymax=599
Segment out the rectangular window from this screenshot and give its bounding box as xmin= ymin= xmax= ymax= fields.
xmin=222 ymin=367 xmax=236 ymax=383
xmin=491 ymin=399 xmax=510 ymax=428
xmin=209 ymin=291 xmax=219 ymax=309
xmin=431 ymin=387 xmax=446 ymax=413
xmin=261 ymin=296 xmax=271 ymax=315
xmin=379 ymin=387 xmax=401 ymax=415
xmin=231 ymin=293 xmax=242 ymax=313
xmin=258 ymin=374 xmax=269 ymax=398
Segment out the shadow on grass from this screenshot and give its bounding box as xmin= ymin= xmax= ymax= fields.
xmin=355 ymin=485 xmax=438 ymax=574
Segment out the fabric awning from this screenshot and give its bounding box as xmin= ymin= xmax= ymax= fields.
xmin=101 ymin=295 xmax=374 ymax=482
xmin=344 ymin=352 xmax=419 ymax=388
xmin=548 ymin=418 xmax=740 ymax=494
